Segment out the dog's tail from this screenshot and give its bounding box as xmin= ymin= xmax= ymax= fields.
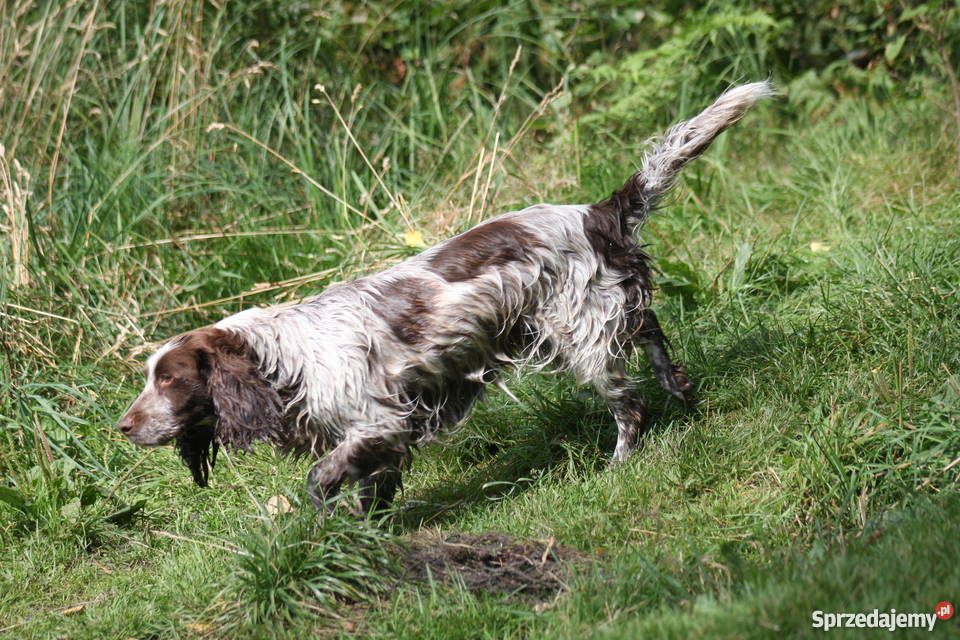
xmin=602 ymin=81 xmax=775 ymax=231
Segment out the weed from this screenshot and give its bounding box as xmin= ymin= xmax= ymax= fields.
xmin=224 ymin=504 xmax=394 ymax=629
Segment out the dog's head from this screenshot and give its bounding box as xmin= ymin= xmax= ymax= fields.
xmin=117 ymin=327 xmax=283 ymax=485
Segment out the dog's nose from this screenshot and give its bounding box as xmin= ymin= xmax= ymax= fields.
xmin=117 ymin=415 xmax=135 ymax=434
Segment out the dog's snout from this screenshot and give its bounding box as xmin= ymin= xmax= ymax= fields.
xmin=117 ymin=414 xmax=135 ymax=434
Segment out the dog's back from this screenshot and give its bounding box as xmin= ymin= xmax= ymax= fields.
xmin=309 ymin=82 xmax=775 ymax=439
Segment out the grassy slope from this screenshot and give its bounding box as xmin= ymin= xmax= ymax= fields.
xmin=3 ymin=89 xmax=958 ymax=639
xmin=367 ymin=94 xmax=960 ymax=639
xmin=2 ymin=5 xmax=959 ymax=638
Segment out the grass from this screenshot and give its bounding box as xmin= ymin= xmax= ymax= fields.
xmin=2 ymin=1 xmax=960 ymax=638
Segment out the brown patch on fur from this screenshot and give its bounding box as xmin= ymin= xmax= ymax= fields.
xmin=427 ymin=218 xmax=542 ymax=282
xmin=594 ymin=174 xmax=651 ymax=230
xmin=187 ymin=327 xmax=285 ymax=453
xmin=582 ymin=201 xmax=655 ymax=332
xmin=156 ymin=328 xmax=285 ymax=484
xmin=153 ymin=338 xmax=210 ymax=415
xmin=372 ymin=279 xmax=435 ymax=346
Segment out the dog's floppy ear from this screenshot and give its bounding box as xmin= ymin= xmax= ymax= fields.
xmin=176 ymin=422 xmax=219 ymax=487
xmin=197 ymin=330 xmax=285 ymax=452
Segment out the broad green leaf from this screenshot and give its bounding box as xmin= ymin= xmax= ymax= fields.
xmin=105 ymin=499 xmax=146 ymax=525
xmin=61 ymin=499 xmax=82 ymax=522
xmin=885 ymin=35 xmax=906 ymax=62
xmin=0 ymin=486 xmax=30 ymax=512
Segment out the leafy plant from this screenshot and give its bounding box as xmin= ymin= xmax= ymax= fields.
xmin=574 ymin=6 xmax=781 ymax=132
xmin=0 ymin=459 xmax=145 ymax=545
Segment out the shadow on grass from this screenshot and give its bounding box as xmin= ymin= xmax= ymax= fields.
xmin=394 ymin=379 xmax=699 ymax=530
xmin=393 ymin=305 xmax=827 ymax=531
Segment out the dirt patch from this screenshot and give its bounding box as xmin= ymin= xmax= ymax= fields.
xmin=394 ymin=532 xmax=583 ymax=597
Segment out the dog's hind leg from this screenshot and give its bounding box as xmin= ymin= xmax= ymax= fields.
xmin=594 ymin=368 xmax=648 ymax=464
xmin=636 ymin=308 xmax=695 ymax=406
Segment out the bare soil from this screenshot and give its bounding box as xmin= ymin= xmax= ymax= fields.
xmin=394 ymin=532 xmax=583 ymax=597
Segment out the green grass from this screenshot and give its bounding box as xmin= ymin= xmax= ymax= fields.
xmin=2 ymin=1 xmax=960 ymax=638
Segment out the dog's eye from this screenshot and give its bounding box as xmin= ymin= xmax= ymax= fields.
xmin=157 ymin=373 xmax=174 ymax=386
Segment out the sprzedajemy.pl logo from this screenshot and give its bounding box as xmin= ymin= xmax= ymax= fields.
xmin=811 ymin=601 xmax=953 ymax=632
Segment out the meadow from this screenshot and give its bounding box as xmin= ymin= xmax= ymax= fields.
xmin=1 ymin=1 xmax=959 ymax=637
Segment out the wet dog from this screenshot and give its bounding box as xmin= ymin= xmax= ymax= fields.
xmin=117 ymin=82 xmax=772 ymax=512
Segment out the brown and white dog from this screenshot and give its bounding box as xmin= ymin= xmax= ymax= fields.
xmin=117 ymin=82 xmax=772 ymax=512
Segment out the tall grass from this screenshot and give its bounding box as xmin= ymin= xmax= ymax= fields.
xmin=0 ymin=0 xmax=572 ymax=490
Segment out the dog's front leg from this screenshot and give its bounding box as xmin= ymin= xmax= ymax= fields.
xmin=609 ymin=387 xmax=647 ymax=463
xmin=306 ymin=447 xmax=351 ymax=512
xmin=358 ymin=442 xmax=410 ymax=514
xmin=359 ymin=467 xmax=403 ymax=514
xmin=306 ymin=430 xmax=410 ymax=514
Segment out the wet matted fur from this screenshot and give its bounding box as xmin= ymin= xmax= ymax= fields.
xmin=117 ymin=82 xmax=773 ymax=512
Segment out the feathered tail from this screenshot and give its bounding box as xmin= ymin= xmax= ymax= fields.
xmin=603 ymin=81 xmax=775 ymax=230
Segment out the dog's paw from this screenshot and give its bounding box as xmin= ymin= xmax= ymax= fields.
xmin=670 ymin=362 xmax=698 ymax=407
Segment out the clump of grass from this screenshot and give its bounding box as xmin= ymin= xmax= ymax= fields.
xmin=225 ymin=505 xmax=394 ymax=628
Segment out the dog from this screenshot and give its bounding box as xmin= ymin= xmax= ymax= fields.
xmin=117 ymin=82 xmax=772 ymax=513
